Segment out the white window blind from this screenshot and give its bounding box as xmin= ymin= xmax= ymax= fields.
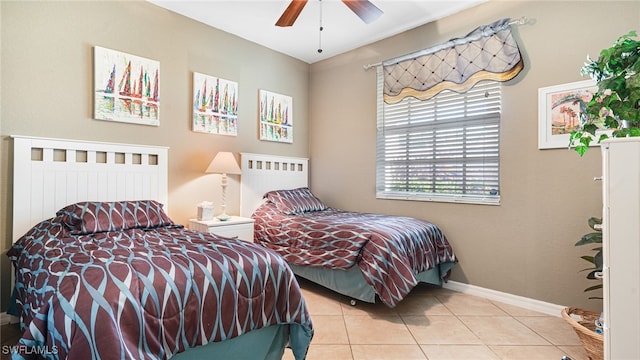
xmin=376 ymin=68 xmax=501 ymax=205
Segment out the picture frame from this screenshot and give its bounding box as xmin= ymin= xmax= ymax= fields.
xmin=93 ymin=46 xmax=160 ymax=126
xmin=192 ymin=72 xmax=239 ymax=136
xmin=259 ymin=89 xmax=293 ymax=143
xmin=537 ymin=79 xmax=598 ymax=149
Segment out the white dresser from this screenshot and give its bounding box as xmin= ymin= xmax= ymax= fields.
xmin=601 ymin=137 xmax=640 ymax=360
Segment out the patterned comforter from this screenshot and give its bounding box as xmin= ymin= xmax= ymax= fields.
xmin=253 ymin=202 xmax=458 ymax=307
xmin=7 ymin=201 xmax=313 ymax=360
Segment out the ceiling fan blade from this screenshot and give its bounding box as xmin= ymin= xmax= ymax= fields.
xmin=342 ymin=0 xmax=383 ymax=24
xmin=276 ymin=0 xmax=308 ymax=27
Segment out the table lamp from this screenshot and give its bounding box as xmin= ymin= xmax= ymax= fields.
xmin=205 ymin=151 xmax=241 ymax=221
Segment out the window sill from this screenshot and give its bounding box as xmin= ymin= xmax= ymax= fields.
xmin=376 ymin=192 xmax=500 ymax=206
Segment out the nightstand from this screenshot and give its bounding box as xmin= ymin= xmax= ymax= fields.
xmin=189 ymin=216 xmax=255 ymax=242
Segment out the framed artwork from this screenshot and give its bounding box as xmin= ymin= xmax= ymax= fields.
xmin=192 ymin=72 xmax=238 ymax=136
xmin=538 ymin=79 xmax=598 ymax=149
xmin=259 ymin=89 xmax=293 ymax=143
xmin=93 ymin=46 xmax=160 ymax=126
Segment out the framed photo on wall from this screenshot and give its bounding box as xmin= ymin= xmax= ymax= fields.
xmin=538 ymin=79 xmax=597 ymax=149
xmin=192 ymin=72 xmax=239 ymax=136
xmin=259 ymin=89 xmax=293 ymax=143
xmin=93 ymin=46 xmax=160 ymax=126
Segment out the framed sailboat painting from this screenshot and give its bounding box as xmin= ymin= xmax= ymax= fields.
xmin=93 ymin=46 xmax=160 ymax=126
xmin=192 ymin=72 xmax=239 ymax=136
xmin=259 ymin=89 xmax=293 ymax=143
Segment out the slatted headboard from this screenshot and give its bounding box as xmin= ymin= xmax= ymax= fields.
xmin=240 ymin=152 xmax=309 ymax=217
xmin=11 ymin=136 xmax=169 ymax=243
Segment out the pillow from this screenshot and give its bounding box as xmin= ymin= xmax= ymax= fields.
xmin=57 ymin=200 xmax=174 ymax=235
xmin=264 ymin=187 xmax=327 ymax=215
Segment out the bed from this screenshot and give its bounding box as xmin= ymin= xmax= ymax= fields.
xmin=7 ymin=136 xmax=313 ymax=360
xmin=240 ymin=153 xmax=457 ymax=308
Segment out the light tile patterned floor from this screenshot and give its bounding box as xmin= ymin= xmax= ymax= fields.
xmin=283 ymin=278 xmax=589 ymax=360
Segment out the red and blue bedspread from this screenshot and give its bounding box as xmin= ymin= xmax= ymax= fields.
xmin=7 ymin=201 xmax=313 ymax=359
xmin=253 ymin=202 xmax=457 ymax=307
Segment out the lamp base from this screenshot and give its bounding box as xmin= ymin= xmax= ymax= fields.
xmin=217 ymin=214 xmax=231 ymax=221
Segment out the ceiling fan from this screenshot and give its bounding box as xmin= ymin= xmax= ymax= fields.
xmin=275 ymin=0 xmax=383 ymax=27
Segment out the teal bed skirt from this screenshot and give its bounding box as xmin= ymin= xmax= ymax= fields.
xmin=289 ymin=262 xmax=456 ymax=304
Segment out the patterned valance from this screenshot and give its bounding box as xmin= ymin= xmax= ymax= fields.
xmin=383 ymin=18 xmax=524 ymax=104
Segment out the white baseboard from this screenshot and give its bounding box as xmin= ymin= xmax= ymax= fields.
xmin=0 ymin=281 xmax=567 ymax=327
xmin=443 ymin=280 xmax=566 ymax=317
xmin=0 ymin=312 xmax=19 ymax=325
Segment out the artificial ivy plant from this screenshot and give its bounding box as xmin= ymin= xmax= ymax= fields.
xmin=569 ymin=30 xmax=640 ymax=156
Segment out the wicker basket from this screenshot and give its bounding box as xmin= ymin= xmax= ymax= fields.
xmin=561 ymin=307 xmax=604 ymax=360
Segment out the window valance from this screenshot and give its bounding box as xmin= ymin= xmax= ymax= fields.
xmin=382 ymin=18 xmax=524 ymax=104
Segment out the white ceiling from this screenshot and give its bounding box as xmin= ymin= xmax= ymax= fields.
xmin=147 ymin=0 xmax=486 ymax=64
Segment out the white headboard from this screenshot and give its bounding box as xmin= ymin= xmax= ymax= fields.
xmin=240 ymin=153 xmax=309 ymax=217
xmin=12 ymin=135 xmax=169 ymax=242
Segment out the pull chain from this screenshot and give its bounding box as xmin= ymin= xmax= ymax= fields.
xmin=317 ymin=0 xmax=323 ymax=53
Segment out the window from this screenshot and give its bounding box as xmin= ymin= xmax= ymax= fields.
xmin=376 ymin=69 xmax=501 ymax=205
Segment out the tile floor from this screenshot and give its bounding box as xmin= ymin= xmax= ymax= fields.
xmin=284 ymin=278 xmax=589 ymax=360
xmin=0 ymin=278 xmax=590 ymax=360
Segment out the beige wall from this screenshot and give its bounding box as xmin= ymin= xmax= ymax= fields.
xmin=2 ymin=0 xmax=638 ymax=314
xmin=0 ymin=1 xmax=309 ymax=310
xmin=309 ymin=0 xmax=639 ymax=312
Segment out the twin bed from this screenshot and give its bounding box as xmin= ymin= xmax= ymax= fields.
xmin=7 ymin=137 xmax=312 ymax=360
xmin=7 ymin=137 xmax=457 ymax=359
xmin=240 ymin=153 xmax=457 ymax=308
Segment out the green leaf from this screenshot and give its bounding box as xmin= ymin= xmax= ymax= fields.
xmin=598 ymin=133 xmax=610 ymax=142
xmin=584 ymin=284 xmax=603 ymax=292
xmin=587 ymin=270 xmax=602 ymax=279
xmin=626 ymin=73 xmax=640 ymax=88
xmin=575 ymin=232 xmax=602 ymax=246
xmin=588 ymin=217 xmax=602 ymax=229
xmin=579 ymin=266 xmax=597 ymax=272
xmin=580 ymin=136 xmax=593 ymax=146
xmin=594 ymin=250 xmax=603 ymax=268
xmin=604 ymin=115 xmax=619 ymax=128
xmin=575 ymin=145 xmax=588 ymax=156
xmin=569 ymin=130 xmax=581 ymax=141
xmin=583 ymin=123 xmax=598 ymax=135
xmin=613 ymin=129 xmax=626 ymax=138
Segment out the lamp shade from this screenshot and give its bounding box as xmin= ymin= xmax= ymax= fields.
xmin=206 ymin=152 xmax=241 ymax=175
